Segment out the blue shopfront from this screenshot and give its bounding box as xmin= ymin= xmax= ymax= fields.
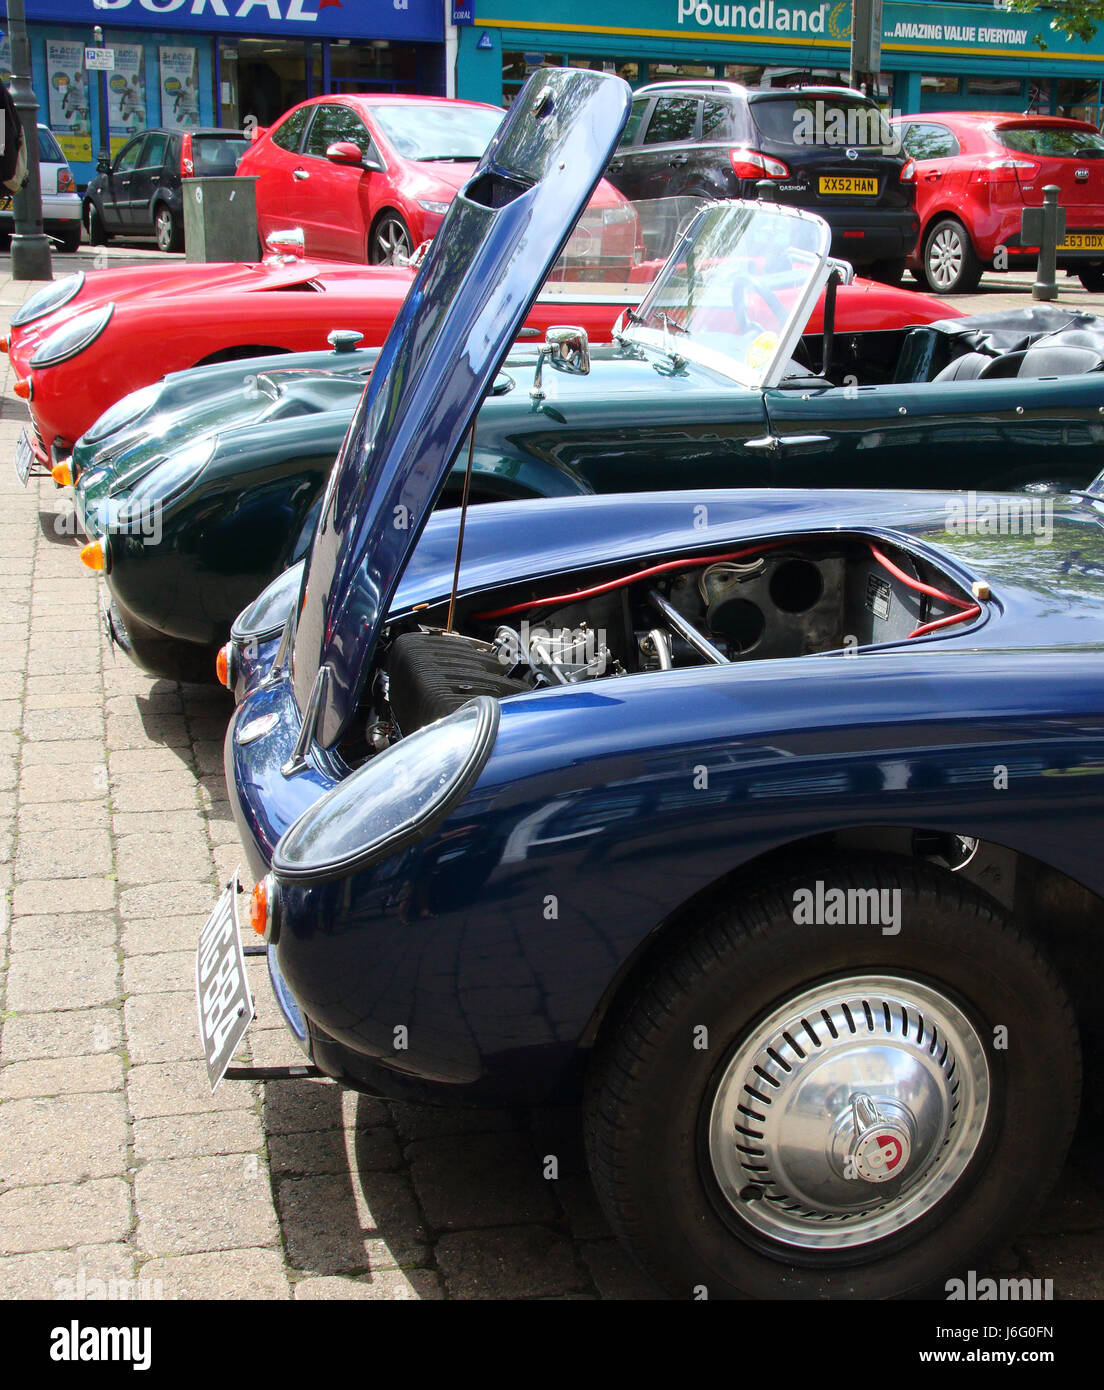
xmin=456 ymin=1 xmax=1104 ymax=126
xmin=0 ymin=0 xmax=445 ymax=188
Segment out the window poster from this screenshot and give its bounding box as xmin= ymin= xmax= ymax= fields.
xmin=108 ymin=45 xmax=146 ymax=156
xmin=159 ymin=47 xmax=200 ymax=127
xmin=46 ymin=41 xmax=92 ymax=164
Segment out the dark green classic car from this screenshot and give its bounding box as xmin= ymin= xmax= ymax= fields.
xmin=73 ymin=199 xmax=1104 ymax=682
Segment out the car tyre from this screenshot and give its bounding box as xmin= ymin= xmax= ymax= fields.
xmin=58 ymin=225 xmax=81 ymax=254
xmin=868 ymin=256 xmax=906 ymax=286
xmin=1077 ymin=263 xmax=1104 ymax=292
xmin=918 ymin=217 xmax=981 ymax=294
xmin=369 ymin=210 xmax=413 ymax=265
xmin=85 ymin=200 xmax=109 ymax=246
xmin=584 ymin=854 xmax=1079 ymax=1299
xmin=154 ymin=205 xmax=183 ymax=254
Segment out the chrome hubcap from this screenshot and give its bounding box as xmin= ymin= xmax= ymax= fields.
xmin=708 ymin=975 xmax=989 ymax=1250
xmin=928 ymin=228 xmax=964 ymax=289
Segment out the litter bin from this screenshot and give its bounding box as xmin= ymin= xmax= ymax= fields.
xmin=183 ymin=176 xmax=260 ymax=263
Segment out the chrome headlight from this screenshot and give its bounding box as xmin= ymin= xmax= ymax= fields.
xmin=82 ymin=383 xmax=161 ymax=446
xmin=112 ymin=436 xmax=216 ymax=527
xmin=273 ymin=697 xmax=499 ymax=882
xmin=30 ymin=304 xmax=114 ymax=367
xmin=11 ymin=271 xmax=85 ymax=327
xmin=232 ymin=561 xmax=305 ymax=643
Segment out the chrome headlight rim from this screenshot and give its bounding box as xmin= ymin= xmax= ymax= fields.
xmin=82 ymin=382 xmax=162 ymax=446
xmin=11 ymin=271 xmax=86 ymax=327
xmin=30 ymin=303 xmax=115 ymax=368
xmin=272 ymin=695 xmax=500 ymax=885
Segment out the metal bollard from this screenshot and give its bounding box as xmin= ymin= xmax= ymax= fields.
xmin=1023 ymin=185 xmax=1064 ymax=302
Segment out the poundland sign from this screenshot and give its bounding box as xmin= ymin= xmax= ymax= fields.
xmin=676 ymin=1 xmax=832 ymax=33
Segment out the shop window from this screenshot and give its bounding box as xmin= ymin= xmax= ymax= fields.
xmin=722 ymin=64 xmax=764 ymax=84
xmin=921 ymin=75 xmax=959 ymax=95
xmin=966 ymin=76 xmax=1022 ymax=96
xmin=271 ymin=105 xmax=310 ymax=153
xmin=649 ymin=62 xmax=717 ymax=80
xmin=1057 ymin=79 xmax=1102 ymax=125
xmin=643 ymin=97 xmax=699 ymax=145
xmin=902 ymin=122 xmax=960 ymax=160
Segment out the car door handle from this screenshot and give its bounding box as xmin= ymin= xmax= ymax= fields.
xmin=609 ymin=160 xmax=624 ymax=172
xmin=293 ymin=169 xmax=309 ymax=181
xmin=745 ymin=434 xmax=831 ymax=453
xmin=669 ymin=155 xmax=689 ymax=166
xmin=924 ymin=171 xmax=942 ymax=181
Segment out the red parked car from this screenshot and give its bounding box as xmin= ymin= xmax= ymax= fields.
xmin=890 ymin=112 xmax=1104 ymax=293
xmin=2 ymin=240 xmax=640 ymax=469
xmin=236 ymin=93 xmax=641 ymax=273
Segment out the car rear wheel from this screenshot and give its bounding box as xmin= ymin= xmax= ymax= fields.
xmin=1077 ymin=263 xmax=1104 ymax=292
xmin=85 ymin=201 xmax=108 ymax=246
xmin=58 ymin=225 xmax=81 ymax=254
xmin=584 ymin=855 xmax=1079 ymax=1299
xmin=868 ymin=257 xmax=906 ymax=286
xmin=369 ymin=211 xmax=413 ymax=265
xmin=918 ymin=218 xmax=981 ymax=294
xmin=154 ymin=205 xmax=183 ymax=254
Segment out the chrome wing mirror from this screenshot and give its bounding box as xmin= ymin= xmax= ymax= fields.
xmin=531 ymin=325 xmax=590 ymax=400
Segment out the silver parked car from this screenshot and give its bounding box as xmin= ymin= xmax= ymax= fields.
xmin=0 ymin=125 xmax=82 ymax=253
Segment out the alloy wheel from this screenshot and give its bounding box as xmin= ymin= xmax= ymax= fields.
xmin=372 ymin=216 xmax=412 ymax=266
xmin=926 ymin=225 xmax=966 ymax=291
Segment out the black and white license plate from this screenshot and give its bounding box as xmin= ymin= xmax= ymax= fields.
xmin=14 ymin=429 xmax=34 ymax=487
xmin=195 ymin=877 xmax=253 ymax=1090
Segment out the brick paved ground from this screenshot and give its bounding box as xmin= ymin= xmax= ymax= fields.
xmin=1 ymin=262 xmax=1103 ymax=1300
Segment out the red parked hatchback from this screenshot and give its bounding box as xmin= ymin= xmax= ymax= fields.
xmin=889 ymin=112 xmax=1104 ymax=293
xmin=238 ymin=92 xmax=640 ymax=273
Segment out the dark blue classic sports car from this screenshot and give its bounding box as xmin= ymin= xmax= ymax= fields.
xmin=205 ymin=70 xmax=1094 ymax=1298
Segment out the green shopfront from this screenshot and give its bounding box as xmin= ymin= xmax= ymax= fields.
xmin=455 ymin=1 xmax=1104 ymax=126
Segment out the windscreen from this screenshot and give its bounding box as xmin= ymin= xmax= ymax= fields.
xmin=624 ymin=201 xmax=827 ymax=387
xmin=192 ymin=135 xmax=248 ymax=175
xmin=751 ymin=95 xmax=895 ymax=149
xmin=372 ymin=104 xmax=504 ymax=161
xmin=996 ymin=124 xmax=1104 ymax=158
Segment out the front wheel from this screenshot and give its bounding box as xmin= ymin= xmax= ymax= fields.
xmin=917 ymin=218 xmax=982 ymax=294
xmin=584 ymin=855 xmax=1079 ymax=1299
xmin=154 ymin=205 xmax=183 ymax=254
xmin=85 ymin=201 xmax=108 ymax=246
xmin=369 ymin=211 xmax=412 ymax=265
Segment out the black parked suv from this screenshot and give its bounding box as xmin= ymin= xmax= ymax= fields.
xmin=83 ymin=127 xmax=249 ymax=253
xmin=606 ymin=82 xmax=919 ymax=281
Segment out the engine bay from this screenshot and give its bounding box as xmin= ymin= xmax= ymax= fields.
xmin=342 ymin=533 xmax=981 ymax=755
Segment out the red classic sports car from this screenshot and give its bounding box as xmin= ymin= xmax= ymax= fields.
xmin=3 ymin=242 xmax=641 ymax=469
xmin=5 ymin=234 xmax=956 ymax=473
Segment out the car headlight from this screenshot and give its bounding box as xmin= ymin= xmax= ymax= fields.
xmin=273 ymin=697 xmax=499 ymax=882
xmin=30 ymin=304 xmax=114 ymax=367
xmin=82 ymin=383 xmax=161 ymax=446
xmin=418 ymin=199 xmax=451 ymax=216
xmin=232 ymin=560 xmax=305 ymax=643
xmin=11 ymin=271 xmax=85 ymax=327
xmin=112 ymin=436 xmax=216 ymax=527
